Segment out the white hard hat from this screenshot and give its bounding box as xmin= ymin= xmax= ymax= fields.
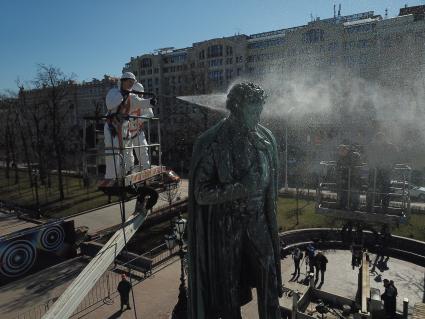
xmin=105 ymin=88 xmax=123 ymax=110
xmin=132 ymin=82 xmax=144 ymax=93
xmin=121 ymin=72 xmax=136 ymax=81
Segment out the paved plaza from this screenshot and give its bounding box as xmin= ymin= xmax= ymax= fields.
xmin=72 ymin=250 xmax=425 ymax=318
xmin=1 ymin=247 xmax=423 ymax=319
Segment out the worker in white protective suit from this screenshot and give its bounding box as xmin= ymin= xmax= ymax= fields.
xmin=128 ymin=82 xmax=154 ymax=170
xmin=104 ymin=72 xmax=154 ymax=179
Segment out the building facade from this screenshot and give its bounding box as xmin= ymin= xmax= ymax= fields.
xmin=123 ymin=5 xmax=425 ymax=172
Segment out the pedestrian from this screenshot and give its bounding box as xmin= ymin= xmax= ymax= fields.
xmin=306 ymin=243 xmax=316 ymax=274
xmin=381 ymin=279 xmax=396 ymax=318
xmin=351 ymin=244 xmax=362 ymax=269
xmin=389 ymin=280 xmax=398 ymax=316
xmin=291 ymin=247 xmax=303 ymax=277
xmin=315 ymin=251 xmax=328 ymax=285
xmin=117 ymin=274 xmax=132 ymax=312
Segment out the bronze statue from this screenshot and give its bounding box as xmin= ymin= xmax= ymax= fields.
xmin=188 ymin=82 xmax=282 ymax=319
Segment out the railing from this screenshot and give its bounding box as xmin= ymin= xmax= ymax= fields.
xmin=82 ymin=115 xmax=162 ymax=179
xmin=317 ymin=161 xmax=411 ymax=218
xmin=10 ymin=242 xmax=178 ymax=319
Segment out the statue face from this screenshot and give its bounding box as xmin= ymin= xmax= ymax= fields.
xmin=238 ymin=102 xmax=263 ymax=130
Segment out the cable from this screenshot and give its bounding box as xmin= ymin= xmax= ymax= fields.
xmin=110 ymin=124 xmax=139 ymax=319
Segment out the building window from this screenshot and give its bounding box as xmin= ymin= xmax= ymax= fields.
xmin=236 ymin=56 xmax=243 ymax=63
xmin=208 ymin=70 xmax=223 ymax=80
xmin=154 ymin=68 xmax=159 ymax=74
xmin=415 ymin=31 xmax=425 ymax=43
xmin=303 ymin=29 xmax=324 ymax=44
xmin=328 ymin=42 xmax=338 ymax=52
xmin=225 ymin=69 xmax=233 ymax=80
xmin=147 ymin=69 xmax=153 ymax=74
xmin=382 ymin=36 xmax=393 ymax=48
xmin=226 ymin=57 xmax=233 ymax=64
xmin=358 ymin=39 xmax=369 ymax=48
xmin=207 ymin=45 xmax=223 ymax=58
xmin=226 ymin=46 xmax=233 ymax=56
xmin=199 ymin=50 xmax=205 ymax=59
xmin=345 ymin=23 xmax=375 ymax=34
xmin=208 ymin=59 xmax=223 ymax=67
xmin=141 ymin=58 xmax=152 ymax=68
xmin=155 ymin=78 xmax=159 ymax=85
xmin=247 ymin=37 xmax=285 ymax=49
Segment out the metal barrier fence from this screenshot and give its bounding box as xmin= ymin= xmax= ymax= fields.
xmin=11 ymin=243 xmax=179 ymax=319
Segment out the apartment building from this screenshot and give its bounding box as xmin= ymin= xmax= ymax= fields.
xmin=123 ymin=5 xmax=425 ymax=171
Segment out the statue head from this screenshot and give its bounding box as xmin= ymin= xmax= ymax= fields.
xmin=226 ymin=82 xmax=267 ymax=130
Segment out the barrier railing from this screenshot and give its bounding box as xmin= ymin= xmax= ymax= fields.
xmin=10 ymin=242 xmax=178 ymax=319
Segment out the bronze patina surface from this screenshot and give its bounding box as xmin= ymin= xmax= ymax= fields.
xmin=188 ymin=82 xmax=282 ymax=319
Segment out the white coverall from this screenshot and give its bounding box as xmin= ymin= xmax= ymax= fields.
xmin=128 ymin=107 xmax=154 ymax=169
xmin=104 ymin=88 xmax=153 ymax=179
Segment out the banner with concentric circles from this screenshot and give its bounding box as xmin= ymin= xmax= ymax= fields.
xmin=0 ymin=240 xmax=37 ymax=277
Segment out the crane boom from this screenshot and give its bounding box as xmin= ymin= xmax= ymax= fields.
xmin=42 ymin=209 xmax=147 ymax=319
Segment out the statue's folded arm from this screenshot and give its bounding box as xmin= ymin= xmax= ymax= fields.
xmin=194 ymin=147 xmax=247 ymax=205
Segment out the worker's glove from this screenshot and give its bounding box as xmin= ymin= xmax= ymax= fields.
xmin=150 ymin=97 xmax=157 ymax=106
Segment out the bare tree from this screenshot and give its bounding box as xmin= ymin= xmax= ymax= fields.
xmin=159 ymin=181 xmax=181 ymax=221
xmin=16 ymin=85 xmax=35 ymax=188
xmin=32 ymin=64 xmax=75 ymax=200
xmin=0 ymin=95 xmax=21 ymax=184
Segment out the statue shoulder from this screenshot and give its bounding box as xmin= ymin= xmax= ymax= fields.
xmin=258 ymin=124 xmax=277 ymax=148
xmin=195 ymin=119 xmax=226 ymax=147
xmin=192 ymin=119 xmax=226 ymax=160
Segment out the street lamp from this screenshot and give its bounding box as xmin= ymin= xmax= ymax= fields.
xmin=285 ymin=107 xmax=295 ymax=191
xmin=165 ymin=216 xmax=187 ymax=319
xmin=164 ymin=234 xmax=175 ymax=250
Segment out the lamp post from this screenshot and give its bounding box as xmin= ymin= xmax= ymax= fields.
xmin=285 ymin=107 xmax=295 ymax=191
xmin=165 ymin=216 xmax=187 ymax=319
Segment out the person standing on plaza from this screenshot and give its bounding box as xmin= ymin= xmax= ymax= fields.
xmin=389 ymin=280 xmax=398 ymax=316
xmin=381 ymin=279 xmax=397 ymax=318
xmin=306 ymin=243 xmax=316 ymax=274
xmin=291 ymin=247 xmax=303 ymax=277
xmin=117 ymin=274 xmax=132 ymax=312
xmin=315 ymin=251 xmax=328 ymax=285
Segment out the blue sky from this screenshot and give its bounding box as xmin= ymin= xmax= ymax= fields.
xmin=0 ymin=0 xmax=423 ymax=93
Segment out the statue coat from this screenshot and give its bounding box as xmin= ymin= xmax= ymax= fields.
xmin=187 ymin=118 xmax=282 ymax=318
